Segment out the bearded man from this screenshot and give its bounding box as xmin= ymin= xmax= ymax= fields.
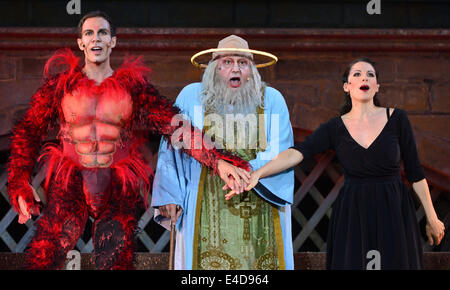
xmin=152 ymin=35 xmax=295 ymax=270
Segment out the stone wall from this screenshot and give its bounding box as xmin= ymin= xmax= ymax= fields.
xmin=0 ymin=28 xmax=449 ymax=175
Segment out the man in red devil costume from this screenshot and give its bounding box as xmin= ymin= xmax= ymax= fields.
xmin=7 ymin=11 xmax=250 ymax=270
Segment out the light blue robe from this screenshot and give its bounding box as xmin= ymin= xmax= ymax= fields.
xmin=151 ymin=83 xmax=294 ymax=269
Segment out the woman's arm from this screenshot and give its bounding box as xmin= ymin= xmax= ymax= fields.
xmin=225 ymin=148 xmax=303 ymax=200
xmin=412 ymin=179 xmax=445 ymax=245
xmin=254 ymin=148 xmax=303 ymax=180
xmin=224 ymin=118 xmax=335 ymax=200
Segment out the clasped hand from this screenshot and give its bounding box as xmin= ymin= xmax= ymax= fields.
xmin=217 ymin=160 xmax=261 ymax=201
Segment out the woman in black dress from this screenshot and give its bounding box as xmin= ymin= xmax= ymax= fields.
xmin=226 ymin=58 xmax=445 ymax=270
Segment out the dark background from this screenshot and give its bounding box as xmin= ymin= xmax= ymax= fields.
xmin=0 ymin=0 xmax=449 ymax=28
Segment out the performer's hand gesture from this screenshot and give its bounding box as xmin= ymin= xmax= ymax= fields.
xmin=244 ymin=170 xmax=261 ymax=192
xmin=217 ymin=159 xmax=250 ymax=195
xmin=224 ymin=169 xmax=261 ymax=201
xmin=426 ymin=218 xmax=446 ymax=246
xmin=17 ymin=184 xmax=41 ymax=224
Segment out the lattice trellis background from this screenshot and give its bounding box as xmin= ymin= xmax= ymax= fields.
xmin=0 ymin=142 xmax=449 ymax=253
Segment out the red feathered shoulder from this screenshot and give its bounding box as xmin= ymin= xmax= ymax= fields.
xmin=43 ymin=48 xmax=83 ymax=96
xmin=112 ymin=56 xmax=151 ymax=91
xmin=43 ymin=48 xmax=80 ymax=79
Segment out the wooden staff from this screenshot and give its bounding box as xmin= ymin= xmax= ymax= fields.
xmin=168 ymin=221 xmax=176 ymax=270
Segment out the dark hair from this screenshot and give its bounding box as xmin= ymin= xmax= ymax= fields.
xmin=77 ymin=10 xmax=116 ymax=37
xmin=340 ymin=57 xmax=381 ymax=115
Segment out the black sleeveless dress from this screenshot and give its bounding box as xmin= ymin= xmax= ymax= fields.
xmin=292 ymin=108 xmax=424 ymax=269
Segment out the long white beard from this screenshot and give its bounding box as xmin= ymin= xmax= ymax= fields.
xmin=200 ymin=60 xmax=265 ymax=150
xmin=200 ymin=60 xmax=264 ymax=116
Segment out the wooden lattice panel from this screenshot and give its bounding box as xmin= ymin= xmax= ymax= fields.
xmin=0 ymin=149 xmax=448 ymax=253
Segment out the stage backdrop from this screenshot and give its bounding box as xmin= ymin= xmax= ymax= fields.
xmin=0 ymin=28 xmax=448 ymax=254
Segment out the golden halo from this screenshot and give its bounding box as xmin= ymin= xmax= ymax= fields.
xmin=191 ymin=48 xmax=278 ymax=69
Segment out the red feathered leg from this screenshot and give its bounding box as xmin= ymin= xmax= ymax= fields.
xmin=92 ymin=174 xmax=144 ymax=270
xmin=25 ymin=173 xmax=88 ymax=270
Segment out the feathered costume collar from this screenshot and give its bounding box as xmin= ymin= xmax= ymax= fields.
xmin=43 ymin=48 xmax=151 ymax=96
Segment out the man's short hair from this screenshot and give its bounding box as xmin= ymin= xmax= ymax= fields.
xmin=77 ymin=10 xmax=116 ymax=37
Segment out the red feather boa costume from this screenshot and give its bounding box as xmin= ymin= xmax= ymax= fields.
xmin=7 ymin=49 xmax=249 ymax=269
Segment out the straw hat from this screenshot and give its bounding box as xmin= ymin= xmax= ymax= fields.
xmin=191 ymin=35 xmax=277 ymax=69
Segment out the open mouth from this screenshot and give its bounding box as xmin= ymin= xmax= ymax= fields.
xmin=91 ymin=46 xmax=103 ymax=54
xmin=360 ymin=85 xmax=369 ymax=91
xmin=229 ymin=77 xmax=241 ymax=88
